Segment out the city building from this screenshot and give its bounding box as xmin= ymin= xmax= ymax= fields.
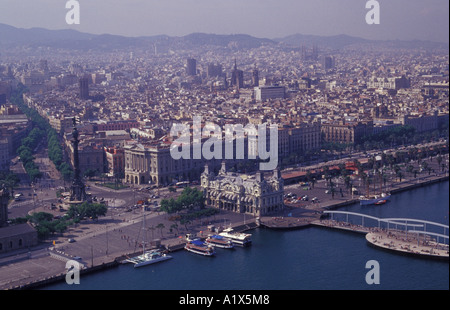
xmin=0 ymin=110 xmax=32 ymax=156
xmin=79 ymin=76 xmax=90 ymax=100
xmin=367 ymin=76 xmax=411 ymax=90
xmin=186 ymin=58 xmax=197 ymax=76
xmin=0 ymin=188 xmax=38 ymax=254
xmin=124 ymin=142 xmax=223 ymax=186
xmin=0 ymin=223 xmax=38 ymax=254
xmin=0 ymin=187 xmax=8 ymax=227
xmin=92 ymin=120 xmax=139 ymax=132
xmin=320 ymin=56 xmax=335 ymax=70
xmin=65 ymin=136 xmax=105 ymax=176
xmin=104 ymin=146 xmax=125 ymax=177
xmin=49 ymin=116 xmax=75 ymax=135
xmin=0 ymin=138 xmax=9 ymax=171
xmin=207 ymin=63 xmax=223 ymax=78
xmin=254 ymin=85 xmax=286 ymax=102
xmin=400 ymin=112 xmax=439 ymax=133
xmin=201 ymin=163 xmax=284 ymax=217
xmin=288 ymin=123 xmax=322 ymax=154
xmin=321 ymin=121 xmax=373 ymax=145
xmin=252 ymin=66 xmax=259 ymax=87
xmin=231 ymin=59 xmax=244 ymax=89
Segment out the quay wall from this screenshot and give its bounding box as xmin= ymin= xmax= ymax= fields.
xmin=12 ymin=221 xmax=258 ymax=290
xmin=10 ymin=175 xmax=449 ymax=289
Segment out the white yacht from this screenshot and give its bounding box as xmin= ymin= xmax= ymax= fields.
xmin=125 ymin=250 xmax=172 ymax=268
xmin=359 ymin=193 xmax=391 ymax=206
xmin=218 ymin=228 xmax=252 ymax=247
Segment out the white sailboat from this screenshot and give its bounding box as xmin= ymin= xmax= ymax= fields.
xmin=124 ymin=206 xmax=172 ymax=268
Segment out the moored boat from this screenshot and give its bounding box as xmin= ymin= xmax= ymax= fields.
xmin=374 ymin=199 xmax=387 ymax=205
xmin=124 ymin=250 xmax=172 ymax=268
xmin=185 ymin=239 xmax=216 ymax=256
xmin=205 ymin=235 xmax=234 ymax=249
xmin=359 ymin=193 xmax=391 ymax=206
xmin=218 ymin=228 xmax=252 ymax=247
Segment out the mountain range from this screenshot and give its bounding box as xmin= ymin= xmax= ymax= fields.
xmin=0 ymin=23 xmax=448 ymax=51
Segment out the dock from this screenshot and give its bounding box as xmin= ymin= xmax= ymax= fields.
xmin=311 ymin=219 xmax=372 ymax=234
xmin=366 ymin=231 xmax=449 ymax=260
xmin=162 ymin=221 xmax=260 ymax=252
xmin=311 ymin=217 xmax=449 ymax=260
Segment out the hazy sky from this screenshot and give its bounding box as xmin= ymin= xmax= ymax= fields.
xmin=0 ymin=0 xmax=448 ymax=43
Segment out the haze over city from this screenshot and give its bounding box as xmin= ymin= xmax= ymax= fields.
xmin=0 ymin=0 xmax=449 ymax=43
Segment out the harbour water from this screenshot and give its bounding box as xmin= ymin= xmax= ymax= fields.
xmin=42 ymin=181 xmax=449 ymax=290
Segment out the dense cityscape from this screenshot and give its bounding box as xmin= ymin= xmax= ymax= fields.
xmin=0 ymin=2 xmax=449 ymax=294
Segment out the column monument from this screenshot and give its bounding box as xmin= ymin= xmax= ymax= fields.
xmin=69 ymin=117 xmax=88 ymax=203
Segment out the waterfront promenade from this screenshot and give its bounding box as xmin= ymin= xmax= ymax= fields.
xmin=366 ymin=231 xmax=449 ymax=259
xmin=311 ymin=218 xmax=449 ymax=260
xmin=260 ymin=172 xmax=449 ymax=230
xmin=0 ymin=171 xmax=448 ymax=289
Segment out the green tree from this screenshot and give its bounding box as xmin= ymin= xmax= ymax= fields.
xmin=156 ymin=223 xmax=165 ymax=238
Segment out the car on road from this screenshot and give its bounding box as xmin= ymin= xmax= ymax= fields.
xmin=67 ymin=238 xmax=76 ymax=243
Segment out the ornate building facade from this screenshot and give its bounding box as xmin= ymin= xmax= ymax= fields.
xmin=201 ymin=163 xmax=284 ymax=217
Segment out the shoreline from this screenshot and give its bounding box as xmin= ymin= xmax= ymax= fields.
xmin=4 ymin=174 xmax=449 ymax=290
xmin=260 ymin=174 xmax=449 ymax=230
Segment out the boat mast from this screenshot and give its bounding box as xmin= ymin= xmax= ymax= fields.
xmin=142 ymin=205 xmax=146 ymax=254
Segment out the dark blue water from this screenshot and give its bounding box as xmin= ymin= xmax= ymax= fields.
xmin=43 ymin=181 xmax=449 ymax=290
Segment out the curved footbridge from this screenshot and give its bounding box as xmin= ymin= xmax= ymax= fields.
xmin=312 ymin=211 xmax=449 ymax=260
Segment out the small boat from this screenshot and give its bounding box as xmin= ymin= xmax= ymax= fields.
xmin=205 ymin=235 xmax=234 ymax=249
xmin=374 ymin=199 xmax=387 ymax=205
xmin=185 ymin=239 xmax=216 ymax=256
xmin=218 ymin=228 xmax=252 ymax=247
xmin=359 ymin=193 xmax=391 ymax=206
xmin=124 ymin=250 xmax=172 ymax=268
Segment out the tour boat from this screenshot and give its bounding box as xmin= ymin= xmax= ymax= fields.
xmin=184 ymin=240 xmax=216 ymax=256
xmin=124 ymin=250 xmax=172 ymax=268
xmin=218 ymin=228 xmax=252 ymax=247
xmin=205 ymin=235 xmax=234 ymax=249
xmin=359 ymin=193 xmax=391 ymax=206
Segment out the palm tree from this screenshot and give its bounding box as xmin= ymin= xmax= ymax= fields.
xmin=396 ymin=171 xmax=403 ymax=182
xmin=170 ymin=223 xmax=179 ymax=235
xmin=156 ymin=223 xmax=165 ymax=238
xmin=330 ymin=186 xmax=336 ymax=199
xmin=406 ymin=164 xmax=414 ymax=177
xmin=180 ymin=218 xmax=191 ymax=231
xmin=344 ymin=175 xmax=351 ymax=194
